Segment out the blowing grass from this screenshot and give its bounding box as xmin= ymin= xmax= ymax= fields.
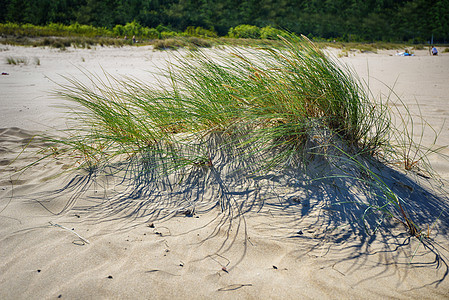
xmin=46 ymin=35 xmax=445 ymax=240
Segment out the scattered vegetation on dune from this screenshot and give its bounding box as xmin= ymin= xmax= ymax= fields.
xmin=1 ymin=22 xmax=430 ymax=51
xmin=6 ymin=56 xmax=28 ymax=65
xmin=5 ymin=55 xmax=41 ymax=65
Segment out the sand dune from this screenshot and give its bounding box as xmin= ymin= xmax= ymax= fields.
xmin=1 ymin=44 xmax=449 ymax=299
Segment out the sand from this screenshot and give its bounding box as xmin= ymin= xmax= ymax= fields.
xmin=1 ymin=44 xmax=449 ymax=299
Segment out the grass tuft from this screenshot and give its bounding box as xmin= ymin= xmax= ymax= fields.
xmin=46 ymin=35 xmax=445 ymax=239
xmin=6 ymin=56 xmax=28 ymax=65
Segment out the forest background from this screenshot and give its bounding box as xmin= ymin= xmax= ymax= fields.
xmin=1 ymin=0 xmax=449 ymax=43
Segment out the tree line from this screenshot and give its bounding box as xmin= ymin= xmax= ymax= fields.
xmin=1 ymin=0 xmax=448 ymax=43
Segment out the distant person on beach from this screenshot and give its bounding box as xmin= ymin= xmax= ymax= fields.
xmin=132 ymin=36 xmax=136 ymax=44
xmin=396 ymin=49 xmax=414 ymax=56
xmin=431 ymin=46 xmax=438 ymax=55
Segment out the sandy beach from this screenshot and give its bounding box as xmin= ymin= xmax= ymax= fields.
xmin=1 ymin=44 xmax=449 ymax=299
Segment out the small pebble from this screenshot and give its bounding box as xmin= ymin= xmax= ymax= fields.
xmin=290 ymin=196 xmax=301 ymax=203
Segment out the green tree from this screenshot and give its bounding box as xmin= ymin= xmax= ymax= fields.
xmin=1 ymin=0 xmax=448 ymax=42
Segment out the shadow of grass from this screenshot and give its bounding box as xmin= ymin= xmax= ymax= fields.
xmin=28 ymin=133 xmax=449 ymax=285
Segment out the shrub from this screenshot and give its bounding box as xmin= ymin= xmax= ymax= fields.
xmin=160 ymin=31 xmax=179 ymax=39
xmin=143 ymin=28 xmax=159 ymax=39
xmin=113 ymin=22 xmax=160 ymax=40
xmin=184 ymin=26 xmax=218 ymax=38
xmin=113 ymin=24 xmax=125 ymax=37
xmin=260 ymin=26 xmax=287 ymax=40
xmin=228 ymin=24 xmax=261 ymax=39
xmin=123 ymin=21 xmax=142 ymax=37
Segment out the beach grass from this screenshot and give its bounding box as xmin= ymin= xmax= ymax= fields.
xmin=5 ymin=56 xmax=42 ymax=66
xmin=47 ymin=35 xmax=443 ymax=237
xmin=6 ymin=56 xmax=29 ymax=65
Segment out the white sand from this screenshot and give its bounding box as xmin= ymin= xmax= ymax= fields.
xmin=1 ymin=45 xmax=449 ymax=299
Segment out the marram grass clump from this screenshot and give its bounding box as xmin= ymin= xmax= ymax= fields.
xmin=48 ymin=35 xmax=441 ymax=238
xmin=55 ymin=36 xmax=389 ymax=167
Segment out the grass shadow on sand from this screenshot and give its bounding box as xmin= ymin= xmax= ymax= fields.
xmin=24 ymin=131 xmax=449 ymax=286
